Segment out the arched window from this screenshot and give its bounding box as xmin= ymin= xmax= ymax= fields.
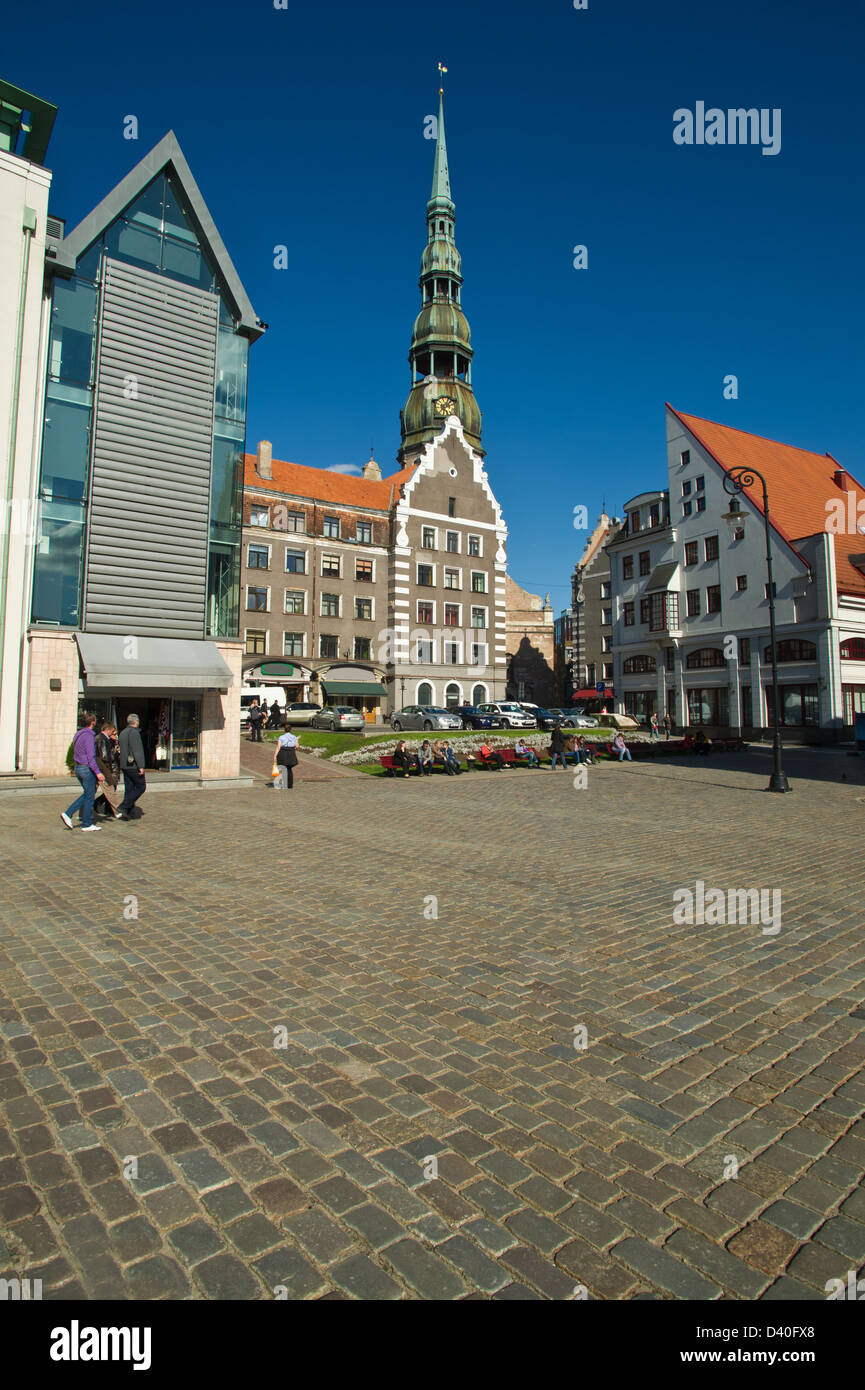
xmin=765 ymin=639 xmax=817 ymax=663
xmin=686 ymin=648 xmax=726 ymax=669
xmin=623 ymin=655 xmax=656 ymax=674
xmin=472 ymin=684 xmax=487 ymax=706
xmin=417 ymin=682 xmax=433 ymax=706
xmin=445 ymin=682 xmax=461 ymax=710
xmin=840 ymin=638 xmax=865 ymax=660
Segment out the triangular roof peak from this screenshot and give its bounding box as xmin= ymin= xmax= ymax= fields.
xmin=53 ymin=131 xmax=262 ymax=338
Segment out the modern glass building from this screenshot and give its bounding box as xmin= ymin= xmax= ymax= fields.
xmin=24 ymin=133 xmax=265 ymax=777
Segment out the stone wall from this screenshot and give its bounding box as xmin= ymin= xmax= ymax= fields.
xmin=24 ymin=630 xmax=79 ymax=776
xmin=199 ymin=641 xmax=243 ymax=780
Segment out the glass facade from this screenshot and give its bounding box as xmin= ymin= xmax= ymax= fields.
xmin=32 ymin=170 xmax=249 ymax=637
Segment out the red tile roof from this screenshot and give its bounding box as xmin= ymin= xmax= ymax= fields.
xmin=668 ymin=407 xmax=865 ymax=597
xmin=244 ymin=454 xmax=416 ymax=511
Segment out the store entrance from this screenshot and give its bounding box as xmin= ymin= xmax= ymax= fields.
xmin=115 ymin=697 xmax=170 ymax=770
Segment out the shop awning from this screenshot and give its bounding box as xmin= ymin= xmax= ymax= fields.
xmin=644 ymin=561 xmax=678 ymax=593
xmin=322 ymin=680 xmax=386 ymax=698
xmin=76 ymin=634 xmax=233 ymax=691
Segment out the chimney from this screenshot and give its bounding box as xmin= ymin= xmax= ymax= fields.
xmin=362 ymin=456 xmax=381 ymax=480
xmin=257 ymin=440 xmax=272 ymax=480
xmin=833 ymin=468 xmax=848 ymax=491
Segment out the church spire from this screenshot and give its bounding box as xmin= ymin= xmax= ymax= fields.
xmin=398 ymin=79 xmax=483 ymax=462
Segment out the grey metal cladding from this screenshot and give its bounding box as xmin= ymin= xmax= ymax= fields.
xmin=84 ymin=259 xmax=218 ymax=638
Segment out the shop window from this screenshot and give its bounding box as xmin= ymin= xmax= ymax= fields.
xmin=765 ymin=684 xmax=819 ymax=726
xmin=765 ymin=639 xmax=816 ymax=663
xmin=687 ymin=687 xmax=729 ymax=725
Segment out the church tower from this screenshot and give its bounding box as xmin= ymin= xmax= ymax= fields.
xmin=398 ymin=86 xmax=483 ymax=461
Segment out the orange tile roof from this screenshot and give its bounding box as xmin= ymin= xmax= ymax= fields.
xmin=244 ymin=454 xmax=416 ymax=511
xmin=668 ymin=407 xmax=865 ymax=597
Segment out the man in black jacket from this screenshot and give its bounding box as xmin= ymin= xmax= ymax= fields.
xmin=550 ymin=723 xmax=567 ymax=770
xmin=117 ymin=713 xmax=147 ymax=819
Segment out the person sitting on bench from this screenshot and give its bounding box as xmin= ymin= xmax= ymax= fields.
xmin=442 ymin=741 xmax=462 ymax=775
xmin=392 ymin=740 xmax=417 ymax=777
xmin=694 ymin=730 xmax=710 ymax=757
xmin=514 ymin=737 xmax=539 ymax=766
xmin=613 ymin=732 xmax=632 ymax=762
xmin=418 ymin=740 xmax=434 ymax=776
xmin=478 ymin=741 xmax=506 ymax=769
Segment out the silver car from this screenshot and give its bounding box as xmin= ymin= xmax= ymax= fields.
xmin=310 ymin=705 xmax=366 ymax=732
xmin=390 ymin=705 xmax=463 ymax=732
xmin=478 ymin=702 xmax=536 ymax=729
xmin=284 ymin=701 xmax=322 ymax=726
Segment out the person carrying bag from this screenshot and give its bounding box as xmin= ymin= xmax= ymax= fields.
xmin=274 ymin=726 xmax=299 ymax=790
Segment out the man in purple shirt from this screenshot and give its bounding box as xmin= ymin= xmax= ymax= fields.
xmin=61 ymin=713 xmax=105 ymax=832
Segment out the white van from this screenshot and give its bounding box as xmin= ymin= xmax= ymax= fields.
xmin=240 ymin=685 xmax=288 ymax=728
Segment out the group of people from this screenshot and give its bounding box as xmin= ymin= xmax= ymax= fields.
xmin=648 ymin=712 xmax=673 ymax=740
xmin=248 ymin=699 xmax=282 ymax=742
xmin=62 ymin=712 xmax=147 ymax=831
xmin=392 ymin=738 xmax=463 ymax=776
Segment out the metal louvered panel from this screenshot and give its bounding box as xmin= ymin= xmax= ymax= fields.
xmin=84 ymin=259 xmax=218 ymax=637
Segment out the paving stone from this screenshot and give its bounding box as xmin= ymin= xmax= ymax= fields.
xmin=461 ymin=1179 xmax=522 ymax=1221
xmin=109 ymin=1216 xmax=162 ymax=1264
xmin=254 ymin=1248 xmax=328 ymax=1299
xmin=612 ymin=1237 xmax=720 ymax=1299
xmin=666 ymin=1228 xmax=770 ymax=1297
xmin=814 ymin=1216 xmax=865 ymax=1262
xmin=282 ymin=1209 xmax=355 ymax=1264
xmin=169 ymin=1219 xmax=226 ymax=1266
xmin=383 ymin=1238 xmax=467 ymax=1300
xmin=499 ymin=1244 xmax=579 ymax=1300
xmin=329 ymin=1252 xmax=404 ymax=1300
xmin=194 ymin=1252 xmax=260 ymax=1300
xmin=343 ymin=1203 xmax=404 ymax=1250
xmin=726 ymin=1221 xmax=799 ymax=1275
xmin=505 ymin=1208 xmax=570 ymax=1256
xmin=225 ymin=1213 xmax=283 ymax=1257
xmin=555 ymin=1237 xmax=639 ymax=1299
xmin=173 ymin=1149 xmax=232 ymax=1194
xmin=761 ymin=1198 xmax=825 ymax=1240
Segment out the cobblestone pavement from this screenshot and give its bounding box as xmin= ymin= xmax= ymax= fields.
xmin=1 ymin=748 xmax=864 ymax=1300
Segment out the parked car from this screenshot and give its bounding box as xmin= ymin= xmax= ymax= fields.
xmin=547 ymin=707 xmax=576 ymax=727
xmin=520 ymin=704 xmax=558 ymax=730
xmin=390 ymin=705 xmax=463 ymax=732
xmin=283 ymin=701 xmax=322 ymax=726
xmin=455 ymin=704 xmax=502 ymax=729
xmin=310 ymin=706 xmax=366 ymax=732
xmin=562 ymin=709 xmax=599 ymax=728
xmin=478 ymin=702 xmax=536 ymax=729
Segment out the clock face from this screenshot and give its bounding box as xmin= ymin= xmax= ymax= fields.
xmin=435 ymin=395 xmax=456 ymax=418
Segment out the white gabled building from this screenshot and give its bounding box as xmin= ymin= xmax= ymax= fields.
xmin=609 ymin=405 xmax=865 ymax=738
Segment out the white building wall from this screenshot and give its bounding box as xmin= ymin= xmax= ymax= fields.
xmin=0 ymin=151 xmax=52 ymax=772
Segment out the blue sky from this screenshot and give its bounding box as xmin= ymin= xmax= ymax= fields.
xmin=8 ymin=0 xmax=864 ymax=606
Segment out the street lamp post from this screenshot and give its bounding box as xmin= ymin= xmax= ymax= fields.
xmin=721 ymin=467 xmax=791 ymax=793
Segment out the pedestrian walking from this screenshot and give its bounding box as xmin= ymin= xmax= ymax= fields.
xmin=663 ymin=712 xmax=671 ymax=740
xmin=93 ymin=721 xmax=122 ymax=819
xmin=550 ymin=722 xmax=566 ymax=770
xmin=117 ymin=713 xmax=147 ymax=819
xmin=62 ymin=713 xmax=105 ymax=832
xmin=650 ymin=712 xmax=660 ymax=740
xmin=274 ymin=725 xmax=299 ymax=789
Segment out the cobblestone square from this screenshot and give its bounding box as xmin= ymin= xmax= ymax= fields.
xmin=1 ymin=747 xmax=864 ymax=1299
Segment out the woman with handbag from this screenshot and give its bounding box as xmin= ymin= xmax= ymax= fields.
xmin=274 ymin=726 xmax=299 ymax=790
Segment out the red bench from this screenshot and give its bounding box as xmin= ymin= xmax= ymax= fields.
xmin=380 ymin=753 xmax=455 ymax=776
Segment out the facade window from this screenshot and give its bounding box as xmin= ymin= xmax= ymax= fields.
xmin=681 ymin=449 xmax=690 ymax=466
xmin=321 ymin=592 xmax=340 ymax=618
xmin=249 ymin=506 xmax=269 ymax=527
xmin=445 ymin=641 xmax=460 ymax=664
xmin=624 ymin=690 xmax=655 ymax=721
xmin=602 ymin=635 xmax=612 ymax=652
xmin=283 ymin=632 xmax=304 ymax=657
xmin=682 ymin=481 xmax=692 ymax=496
xmin=600 ymin=581 xmax=611 ymax=599
xmin=686 ymin=647 xmax=725 ymax=669
xmin=322 ymin=515 xmax=340 ymax=539
xmin=417 ymin=638 xmax=434 ymax=662
xmin=684 ymin=541 xmax=698 ymax=566
xmin=733 ymin=525 xmax=745 ymax=541
xmin=322 ymin=553 xmax=341 ymax=577
xmin=842 ymin=685 xmax=865 ymax=723
xmin=445 ymin=682 xmax=460 ymax=709
xmin=765 ymin=639 xmax=817 ymax=663
xmin=765 ymin=684 xmax=819 ymax=726
xmin=639 ymin=597 xmax=650 ymax=624
xmin=355 ymin=558 xmax=373 ymax=582
xmin=740 ymin=637 xmax=751 ymax=664
xmin=586 ymin=663 xmax=596 ymax=686
xmin=623 ymin=602 xmax=635 ymax=627
xmin=707 ymin=585 xmax=721 ymax=614
xmin=448 ymin=496 xmax=456 ymax=517
xmin=247 ymin=543 xmax=269 ymax=569
xmin=683 ymin=501 xmax=693 ymax=517
xmin=603 ymin=663 xmax=614 ymax=680
xmin=471 ymin=607 xmax=486 ymax=628
xmin=649 ymin=504 xmax=660 ymax=528
xmin=648 ymin=592 xmax=670 ymax=632
xmin=471 ymin=643 xmax=486 ymax=665
xmin=246 ymin=585 xmax=268 ymax=612
xmin=417 ymin=601 xmax=433 ymax=623
xmin=686 ymin=589 xmax=701 ymax=617
xmin=471 ymin=572 xmax=486 ymax=593
xmin=319 ymin=634 xmax=338 ymax=658
xmin=355 ymin=597 xmax=372 ymax=620
xmin=705 ymin=535 xmax=719 ymax=562
xmin=664 ymin=647 xmax=675 ymax=672
xmin=468 ymin=534 xmax=481 ymax=557
xmin=422 ymin=526 xmax=436 ymax=549
xmin=639 ymin=551 xmax=650 ymax=576
xmin=623 ymin=655 xmax=656 ymax=674
xmin=286 ymin=511 xmax=305 ymax=532
xmin=418 ymin=682 xmax=433 ymax=705
xmin=688 ymin=687 xmax=729 ymax=726
xmin=629 ymin=511 xmax=641 ymax=533
xmin=446 ymin=531 xmax=459 ymax=552
xmin=444 ymin=568 xmax=460 ymax=589
xmin=602 ymin=608 xmax=613 ymax=626
xmin=354 ymin=637 xmax=371 ymax=660
xmin=285 ymin=548 xmax=306 ymax=574
xmin=696 ymin=497 xmax=706 ymax=513
xmin=623 ymin=555 xmax=634 ymax=580
xmin=736 ymin=574 xmax=748 ymax=591
xmin=444 ymin=604 xmax=459 ymax=627
xmin=418 ymin=564 xmax=434 ymax=587
xmin=245 ymin=629 xmax=266 ymax=655
xmin=841 ymin=638 xmax=865 ymax=660
xmin=741 ymin=686 xmax=753 ymax=726
xmin=284 ymin=589 xmax=305 ymax=615
xmin=356 ymin=520 xmax=372 ymax=544
xmin=695 ymin=476 xmax=705 ymax=491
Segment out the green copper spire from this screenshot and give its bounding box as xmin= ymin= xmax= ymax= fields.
xmin=399 ymin=84 xmax=483 ymax=462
